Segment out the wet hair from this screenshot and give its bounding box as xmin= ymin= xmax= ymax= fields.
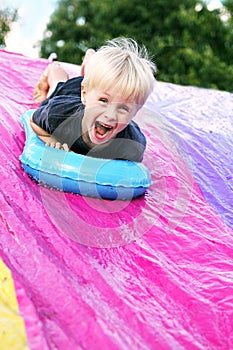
xmin=82 ymin=37 xmax=156 ymax=106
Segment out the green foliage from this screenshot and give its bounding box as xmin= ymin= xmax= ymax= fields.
xmin=0 ymin=7 xmax=17 ymax=47
xmin=40 ymin=0 xmax=233 ymax=91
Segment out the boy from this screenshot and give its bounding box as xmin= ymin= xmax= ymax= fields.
xmin=30 ymin=37 xmax=156 ymax=162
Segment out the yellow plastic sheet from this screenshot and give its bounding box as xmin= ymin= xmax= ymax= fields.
xmin=0 ymin=259 xmax=28 ymax=350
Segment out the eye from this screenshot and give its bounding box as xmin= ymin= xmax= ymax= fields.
xmin=99 ymin=98 xmax=108 ymax=103
xmin=119 ymin=105 xmax=129 ymax=112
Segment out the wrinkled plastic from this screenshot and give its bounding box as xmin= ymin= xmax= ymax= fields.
xmin=0 ymin=49 xmax=232 ymax=349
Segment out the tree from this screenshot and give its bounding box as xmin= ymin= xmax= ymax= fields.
xmin=40 ymin=0 xmax=233 ymax=91
xmin=0 ymin=7 xmax=17 ymax=47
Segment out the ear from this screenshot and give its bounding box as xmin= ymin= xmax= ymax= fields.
xmin=81 ymin=84 xmax=86 ymax=105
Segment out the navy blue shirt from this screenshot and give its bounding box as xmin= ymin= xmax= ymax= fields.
xmin=32 ymin=77 xmax=146 ymax=162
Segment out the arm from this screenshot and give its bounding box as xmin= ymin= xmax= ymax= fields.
xmin=30 ymin=117 xmax=69 ymax=151
xmin=30 ymin=117 xmax=53 ymax=142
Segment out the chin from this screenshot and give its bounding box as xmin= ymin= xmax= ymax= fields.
xmin=91 ymin=138 xmax=109 ymax=146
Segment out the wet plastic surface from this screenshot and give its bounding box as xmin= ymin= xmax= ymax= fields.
xmin=0 ymin=259 xmax=28 ymax=349
xmin=0 ymin=49 xmax=232 ymax=349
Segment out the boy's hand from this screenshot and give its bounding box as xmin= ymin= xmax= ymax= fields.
xmin=30 ymin=118 xmax=69 ymax=151
xmin=46 ymin=141 xmax=69 ymax=151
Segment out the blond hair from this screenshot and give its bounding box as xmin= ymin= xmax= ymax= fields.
xmin=82 ymin=37 xmax=156 ymax=106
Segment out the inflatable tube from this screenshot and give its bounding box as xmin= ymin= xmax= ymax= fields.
xmin=19 ymin=110 xmax=151 ymax=200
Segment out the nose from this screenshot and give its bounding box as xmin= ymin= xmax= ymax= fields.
xmin=104 ymin=104 xmax=117 ymax=122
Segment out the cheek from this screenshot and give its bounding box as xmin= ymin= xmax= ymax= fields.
xmin=87 ymin=103 xmax=103 ymax=115
xmin=116 ymin=117 xmax=131 ymax=132
xmin=86 ymin=109 xmax=104 ymax=133
xmin=120 ymin=113 xmax=133 ymax=126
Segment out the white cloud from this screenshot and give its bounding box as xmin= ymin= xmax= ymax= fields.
xmin=3 ymin=0 xmax=57 ymax=57
xmin=206 ymin=0 xmax=223 ymax=11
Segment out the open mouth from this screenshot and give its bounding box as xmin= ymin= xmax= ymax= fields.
xmin=95 ymin=121 xmax=113 ymax=139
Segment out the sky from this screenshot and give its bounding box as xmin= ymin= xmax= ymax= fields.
xmin=2 ymin=0 xmax=58 ymax=57
xmin=2 ymin=0 xmax=223 ymax=59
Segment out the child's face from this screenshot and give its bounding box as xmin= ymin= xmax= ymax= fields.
xmin=81 ymin=86 xmax=139 ymax=147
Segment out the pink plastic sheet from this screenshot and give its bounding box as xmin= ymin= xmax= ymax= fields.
xmin=0 ymin=50 xmax=233 ymax=349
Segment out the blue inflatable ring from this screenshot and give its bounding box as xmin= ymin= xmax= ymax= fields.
xmin=19 ymin=110 xmax=151 ymax=200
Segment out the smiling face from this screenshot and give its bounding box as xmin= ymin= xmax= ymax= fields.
xmin=81 ymin=85 xmax=139 ymax=147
